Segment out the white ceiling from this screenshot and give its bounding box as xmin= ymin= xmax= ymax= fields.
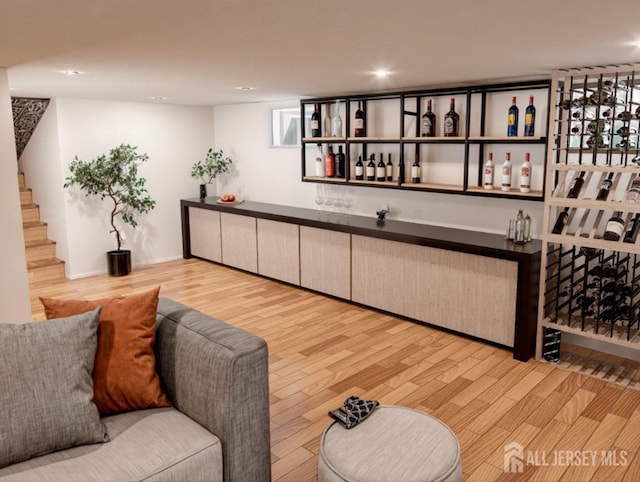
xmin=2 ymin=0 xmax=640 ymax=106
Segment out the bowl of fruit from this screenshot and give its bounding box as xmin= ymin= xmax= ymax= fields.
xmin=217 ymin=193 xmax=242 ymax=204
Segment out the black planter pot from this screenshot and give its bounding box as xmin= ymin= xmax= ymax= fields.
xmin=107 ymin=250 xmax=132 ymax=276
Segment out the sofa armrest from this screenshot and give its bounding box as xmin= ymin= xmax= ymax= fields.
xmin=154 ymin=298 xmax=271 ymax=482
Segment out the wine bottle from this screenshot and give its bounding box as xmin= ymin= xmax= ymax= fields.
xmin=514 ymin=210 xmax=525 ymax=244
xmin=524 ymin=214 xmax=532 ymax=242
xmin=551 ymin=207 xmax=570 ymax=234
xmin=386 ymin=153 xmax=393 ymax=181
xmin=376 ymin=153 xmax=386 ymax=181
xmin=501 ymin=152 xmax=512 ymax=192
xmin=603 ymin=211 xmax=625 ymax=241
xmin=354 ymin=101 xmax=366 ymax=137
xmin=483 ymin=152 xmax=494 ymax=190
xmin=625 ymin=171 xmax=640 ymax=203
xmin=566 ymin=171 xmax=586 ymax=198
xmin=520 ymin=153 xmax=531 ymax=193
xmin=397 ymin=157 xmax=405 ymax=184
xmin=443 ymin=98 xmax=459 ymax=137
xmin=332 ymin=100 xmax=342 ymax=137
xmin=507 ymin=97 xmax=519 ymax=136
xmin=421 ymin=100 xmax=436 ymax=137
xmin=411 ymin=155 xmax=421 ymax=183
xmin=355 ymin=155 xmax=364 ymax=180
xmin=335 ymin=145 xmax=345 ymax=178
xmin=324 ymin=103 xmax=332 ymax=137
xmin=314 ymin=144 xmax=325 ymax=177
xmin=311 ymin=103 xmax=321 ymax=137
xmin=596 ymin=173 xmax=615 ymax=201
xmin=366 ymin=154 xmax=376 ymax=181
xmin=325 ymin=144 xmax=335 ymax=178
xmin=524 ymin=96 xmax=536 ymax=136
xmin=624 ymin=214 xmax=640 ymax=243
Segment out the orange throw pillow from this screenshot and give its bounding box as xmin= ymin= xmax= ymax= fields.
xmin=40 ymin=287 xmax=171 ymax=415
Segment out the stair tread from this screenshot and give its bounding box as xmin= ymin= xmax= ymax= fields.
xmin=25 ymin=239 xmax=56 ymax=248
xmin=27 ymin=258 xmax=65 ymax=269
xmin=23 ymin=221 xmax=47 ymax=228
xmin=21 ymin=203 xmax=38 ymax=208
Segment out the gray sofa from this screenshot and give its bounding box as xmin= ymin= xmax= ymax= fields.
xmin=0 ymin=298 xmax=271 ymax=482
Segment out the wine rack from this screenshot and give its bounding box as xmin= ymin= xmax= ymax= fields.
xmin=300 ymin=79 xmax=550 ymax=200
xmin=538 ymin=64 xmax=640 ymax=366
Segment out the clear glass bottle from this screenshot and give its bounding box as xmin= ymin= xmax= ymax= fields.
xmin=514 ymin=210 xmax=525 ymax=244
xmin=314 ymin=143 xmax=325 ymax=177
xmin=332 ymin=100 xmax=342 ymax=137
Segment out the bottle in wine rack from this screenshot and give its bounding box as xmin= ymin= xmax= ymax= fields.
xmin=524 ymin=214 xmax=532 ymax=242
xmin=443 ymin=98 xmax=459 ymax=137
xmin=421 ymin=100 xmax=436 ymax=137
xmin=332 ymin=100 xmax=342 ymax=137
xmin=596 ymin=172 xmax=615 ymax=201
xmin=501 ymin=152 xmax=512 ymax=192
xmin=397 ymin=157 xmax=405 ymax=184
xmin=366 ymin=154 xmax=376 ymax=181
xmin=411 ymin=155 xmax=421 ymax=183
xmin=311 ymin=104 xmax=321 ymax=137
xmin=625 ymin=172 xmax=640 ymax=203
xmin=325 ymin=144 xmax=335 ymax=178
xmin=324 ymin=103 xmax=332 ymax=137
xmin=354 ymin=102 xmax=366 ymax=137
xmin=386 ymin=153 xmax=393 ymax=181
xmin=566 ymin=171 xmax=586 ymax=198
xmin=552 ymin=207 xmax=570 ymax=234
xmin=507 ymin=97 xmax=519 ymax=136
xmin=624 ymin=214 xmax=640 ymax=243
xmin=355 ymin=155 xmax=364 ymax=180
xmin=603 ymin=211 xmax=625 ymax=241
xmin=524 ymin=96 xmax=536 ymax=136
xmin=514 ymin=209 xmax=525 ymax=244
xmin=314 ymin=144 xmax=325 ymax=177
xmin=335 ymin=145 xmax=345 ymax=178
xmin=376 ymin=153 xmax=386 ymax=181
xmin=542 ymin=328 xmax=561 ymax=363
xmin=520 ymin=153 xmax=531 ymax=193
xmin=484 ymin=152 xmax=494 ymax=190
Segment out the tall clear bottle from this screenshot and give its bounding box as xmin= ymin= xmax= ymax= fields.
xmin=332 ymin=100 xmax=342 ymax=137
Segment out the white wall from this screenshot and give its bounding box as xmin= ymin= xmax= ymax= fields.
xmin=214 ymin=100 xmax=544 ymax=236
xmin=20 ymin=98 xmax=214 ymax=278
xmin=0 ymin=68 xmax=31 ymax=322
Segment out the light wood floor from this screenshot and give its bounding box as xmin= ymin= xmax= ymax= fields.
xmin=28 ymin=258 xmax=640 ymax=482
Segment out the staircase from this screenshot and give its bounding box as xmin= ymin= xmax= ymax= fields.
xmin=18 ymin=172 xmax=66 ymax=283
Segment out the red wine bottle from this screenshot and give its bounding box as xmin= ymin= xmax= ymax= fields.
xmin=596 ymin=173 xmax=614 ymax=201
xmin=386 ymin=153 xmax=393 ymax=181
xmin=335 ymin=145 xmax=345 ymax=178
xmin=566 ymin=171 xmax=586 ymax=198
xmin=366 ymin=154 xmax=375 ymax=181
xmin=376 ymin=153 xmax=386 ymax=181
xmin=354 ymin=102 xmax=366 ymax=137
xmin=311 ymin=104 xmax=321 ymax=137
xmin=411 ymin=155 xmax=421 ymax=183
xmin=355 ymin=155 xmax=364 ymax=180
xmin=552 ymin=208 xmax=570 ymax=234
xmin=421 ymin=100 xmax=436 ymax=137
xmin=443 ymin=98 xmax=459 ymax=137
xmin=624 ymin=214 xmax=640 ymax=243
xmin=603 ymin=211 xmax=625 ymax=241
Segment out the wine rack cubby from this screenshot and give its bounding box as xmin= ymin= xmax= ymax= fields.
xmin=538 ymin=64 xmax=640 ymax=378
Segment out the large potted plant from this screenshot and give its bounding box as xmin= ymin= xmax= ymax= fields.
xmin=64 ymin=144 xmax=156 ymax=276
xmin=191 ymin=148 xmax=232 ymax=199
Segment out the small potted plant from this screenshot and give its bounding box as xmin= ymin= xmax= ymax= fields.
xmin=191 ymin=148 xmax=232 ymax=199
xmin=64 ymin=144 xmax=156 ymax=276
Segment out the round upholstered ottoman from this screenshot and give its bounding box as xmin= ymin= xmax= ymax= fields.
xmin=318 ymin=406 xmax=462 ymax=482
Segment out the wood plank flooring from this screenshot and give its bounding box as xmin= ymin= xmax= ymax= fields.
xmin=27 ymin=258 xmax=640 ymax=481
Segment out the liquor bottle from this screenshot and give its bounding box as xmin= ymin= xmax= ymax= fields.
xmin=596 ymin=173 xmax=615 ymax=201
xmin=552 ymin=207 xmax=570 ymax=234
xmin=324 ymin=103 xmax=332 ymax=137
xmin=524 ymin=96 xmax=536 ymax=136
xmin=507 ymin=97 xmax=519 ymax=136
xmin=625 ymin=171 xmax=640 ymax=203
xmin=421 ymin=100 xmax=436 ymax=137
xmin=325 ymin=145 xmax=335 ymax=178
xmin=332 ymin=100 xmax=343 ymax=137
xmin=397 ymin=157 xmax=405 ymax=184
xmin=566 ymin=171 xmax=586 ymax=198
xmin=386 ymin=153 xmax=393 ymax=181
xmin=311 ymin=104 xmax=321 ymax=137
xmin=603 ymin=211 xmax=625 ymax=241
xmin=524 ymin=214 xmax=533 ymax=242
xmin=514 ymin=210 xmax=525 ymax=244
xmin=501 ymin=152 xmax=512 ymax=192
xmin=355 ymin=155 xmax=364 ymax=180
xmin=624 ymin=214 xmax=640 ymax=243
xmin=335 ymin=145 xmax=345 ymax=178
xmin=411 ymin=155 xmax=421 ymax=183
xmin=314 ymin=144 xmax=325 ymax=177
xmin=520 ymin=153 xmax=531 ymax=193
xmin=376 ymin=153 xmax=386 ymax=181
xmin=443 ymin=98 xmax=459 ymax=137
xmin=483 ymin=152 xmax=494 ymax=190
xmin=354 ymin=102 xmax=366 ymax=137
xmin=366 ymin=154 xmax=376 ymax=181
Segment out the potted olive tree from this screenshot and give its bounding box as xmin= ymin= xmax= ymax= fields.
xmin=64 ymin=144 xmax=156 ymax=276
xmin=191 ymin=148 xmax=232 ymax=199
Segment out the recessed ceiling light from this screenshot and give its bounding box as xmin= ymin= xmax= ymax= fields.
xmin=61 ymin=70 xmax=83 ymax=76
xmin=373 ymin=69 xmax=391 ymax=78
xmin=235 ymin=86 xmax=256 ymax=91
xmin=151 ymin=96 xmax=168 ymax=101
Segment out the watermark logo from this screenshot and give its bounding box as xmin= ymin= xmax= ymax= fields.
xmin=503 ymin=442 xmax=628 ymax=472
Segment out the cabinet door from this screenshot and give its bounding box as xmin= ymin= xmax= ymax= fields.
xmin=351 ymin=235 xmax=517 ymax=347
xmin=257 ymin=219 xmax=300 ymax=285
xmin=189 ymin=208 xmax=222 ymax=263
xmin=300 ymin=226 xmax=350 ymax=300
xmin=221 ymin=213 xmax=257 ymax=273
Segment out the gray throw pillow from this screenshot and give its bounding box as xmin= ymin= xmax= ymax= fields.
xmin=0 ymin=307 xmax=109 ymax=469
